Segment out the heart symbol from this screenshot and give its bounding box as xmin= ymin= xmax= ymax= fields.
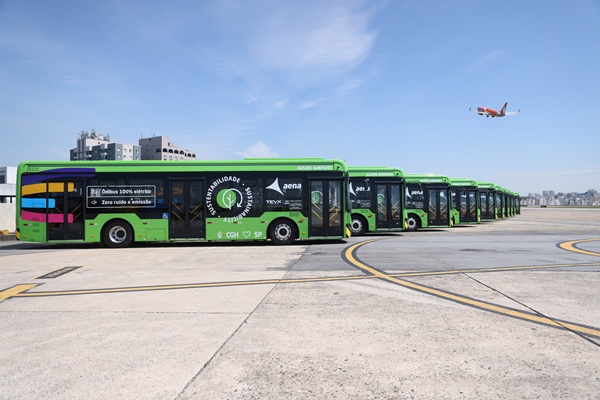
xmin=243 ymin=231 xmax=251 ymax=238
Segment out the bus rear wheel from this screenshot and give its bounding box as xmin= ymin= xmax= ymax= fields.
xmin=350 ymin=214 xmax=367 ymax=236
xmin=269 ymin=219 xmax=297 ymax=245
xmin=102 ymin=220 xmax=133 ymax=248
xmin=406 ymin=215 xmax=419 ymax=232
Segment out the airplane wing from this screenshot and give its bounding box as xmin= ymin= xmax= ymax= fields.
xmin=469 ymin=106 xmax=488 ymax=116
xmin=504 ymin=109 xmax=521 ymax=116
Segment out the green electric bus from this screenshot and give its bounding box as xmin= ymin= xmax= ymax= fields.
xmin=496 ymin=186 xmax=508 ymax=219
xmin=477 ymin=182 xmax=498 ymax=220
xmin=513 ymin=191 xmax=521 ymax=215
xmin=477 ymin=184 xmax=521 ymax=220
xmin=404 ymin=174 xmax=459 ymax=231
xmin=16 ymin=158 xmax=351 ymax=247
xmin=505 ymin=189 xmax=520 ymax=217
xmin=348 ymin=167 xmax=405 ymax=235
xmin=450 ymin=178 xmax=480 ymax=223
xmin=500 ymin=187 xmax=510 ymax=218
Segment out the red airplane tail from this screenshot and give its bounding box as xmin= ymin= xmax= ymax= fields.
xmin=500 ymin=102 xmax=508 ymax=116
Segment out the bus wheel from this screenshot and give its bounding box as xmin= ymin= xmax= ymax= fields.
xmin=406 ymin=215 xmax=419 ymax=232
xmin=350 ymin=215 xmax=367 ymax=236
xmin=269 ymin=219 xmax=297 ymax=245
xmin=102 ymin=220 xmax=133 ymax=248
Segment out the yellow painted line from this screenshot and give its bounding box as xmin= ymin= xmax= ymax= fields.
xmin=5 ymin=237 xmax=600 ymax=339
xmin=0 ymin=284 xmax=39 ymax=302
xmin=9 ymin=260 xmax=600 ymax=299
xmin=343 ymin=239 xmax=600 ymax=338
xmin=558 ymin=238 xmax=600 ymax=257
xmin=12 ymin=275 xmax=373 ymax=298
xmin=389 ymin=261 xmax=600 ymax=278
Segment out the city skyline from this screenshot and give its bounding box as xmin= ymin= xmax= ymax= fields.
xmin=523 ymin=189 xmax=599 ymax=207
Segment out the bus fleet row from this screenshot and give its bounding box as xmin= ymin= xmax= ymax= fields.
xmin=15 ymin=159 xmax=519 ymax=247
xmin=348 ymin=167 xmax=520 ymax=236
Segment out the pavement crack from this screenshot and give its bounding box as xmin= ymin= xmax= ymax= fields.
xmin=462 ymin=272 xmax=600 ymax=348
xmin=173 ymin=245 xmax=303 ymax=400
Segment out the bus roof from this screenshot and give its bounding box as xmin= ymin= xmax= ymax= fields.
xmin=476 ymin=182 xmax=497 ymax=190
xmin=348 ymin=166 xmax=404 ymax=178
xmin=405 ymin=174 xmax=450 ymax=184
xmin=450 ymin=178 xmax=478 ymax=187
xmin=18 ymin=158 xmax=348 ymax=174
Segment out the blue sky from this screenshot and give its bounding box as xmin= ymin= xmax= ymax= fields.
xmin=1 ymin=0 xmax=599 ymax=195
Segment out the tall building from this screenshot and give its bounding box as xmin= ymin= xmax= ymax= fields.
xmin=90 ymin=142 xmax=141 ymax=161
xmin=139 ymin=136 xmax=196 ymax=160
xmin=71 ymin=131 xmax=195 ymax=161
xmin=70 ymin=129 xmax=110 ymax=160
xmin=70 ymin=130 xmax=140 ymax=161
xmin=0 ymin=166 xmax=16 ymax=203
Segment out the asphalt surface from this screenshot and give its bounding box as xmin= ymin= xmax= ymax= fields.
xmin=1 ymin=207 xmax=599 ymax=399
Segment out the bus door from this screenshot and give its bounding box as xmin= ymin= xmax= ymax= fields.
xmin=309 ymin=179 xmax=343 ymax=238
xmin=480 ymin=191 xmax=495 ymax=219
xmin=480 ymin=192 xmax=489 ymax=219
xmin=376 ymin=182 xmax=403 ymax=230
xmin=427 ymin=187 xmax=449 ymax=226
xmin=496 ymin=193 xmax=502 ymax=218
xmin=467 ymin=189 xmax=478 ymax=222
xmin=460 ymin=189 xmax=478 ymax=223
xmin=169 ymin=180 xmax=205 ymax=239
xmin=47 ymin=180 xmax=85 ymax=241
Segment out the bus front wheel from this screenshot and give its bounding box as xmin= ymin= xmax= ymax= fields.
xmin=269 ymin=219 xmax=297 ymax=245
xmin=406 ymin=215 xmax=419 ymax=232
xmin=102 ymin=220 xmax=133 ymax=248
xmin=350 ymin=214 xmax=367 ymax=236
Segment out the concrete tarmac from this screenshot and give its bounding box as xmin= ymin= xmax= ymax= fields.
xmin=1 ymin=207 xmax=599 ymax=399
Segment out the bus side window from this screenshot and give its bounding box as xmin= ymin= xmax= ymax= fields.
xmin=406 ymin=184 xmax=424 ymax=209
xmin=350 ymin=179 xmax=371 ymax=209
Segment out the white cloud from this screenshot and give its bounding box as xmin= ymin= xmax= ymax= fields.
xmin=335 ymin=79 xmax=363 ymax=97
xmin=250 ymin=1 xmax=377 ymax=75
xmin=194 ymin=1 xmax=378 ymax=88
xmin=122 ymin=1 xmax=380 ymax=114
xmin=296 ymin=99 xmax=326 ymax=110
xmin=299 ymin=8 xmax=376 ymax=71
xmin=235 ymin=141 xmax=280 ymax=158
xmin=273 ymin=99 xmax=289 ymax=109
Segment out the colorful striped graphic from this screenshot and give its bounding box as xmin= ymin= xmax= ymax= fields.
xmin=21 ymin=210 xmax=74 ymax=223
xmin=21 ymin=168 xmax=95 ymax=185
xmin=22 ymin=182 xmax=74 ymax=196
xmin=21 ymin=198 xmax=56 ymax=208
xmin=20 ymin=167 xmax=95 ymax=224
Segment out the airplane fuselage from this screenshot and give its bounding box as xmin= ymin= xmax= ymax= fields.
xmin=477 ymin=106 xmax=501 ymax=117
xmin=473 ymin=102 xmax=513 ymax=118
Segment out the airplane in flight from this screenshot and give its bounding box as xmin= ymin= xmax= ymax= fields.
xmin=470 ymin=102 xmax=520 ymax=117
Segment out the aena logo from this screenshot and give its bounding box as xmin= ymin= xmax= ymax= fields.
xmin=349 ymin=183 xmax=368 ymax=197
xmin=266 ymin=178 xmax=302 ymax=195
xmin=283 ymin=183 xmax=302 ymax=190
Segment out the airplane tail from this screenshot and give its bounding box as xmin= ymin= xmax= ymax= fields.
xmin=500 ymin=102 xmax=508 ymax=116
